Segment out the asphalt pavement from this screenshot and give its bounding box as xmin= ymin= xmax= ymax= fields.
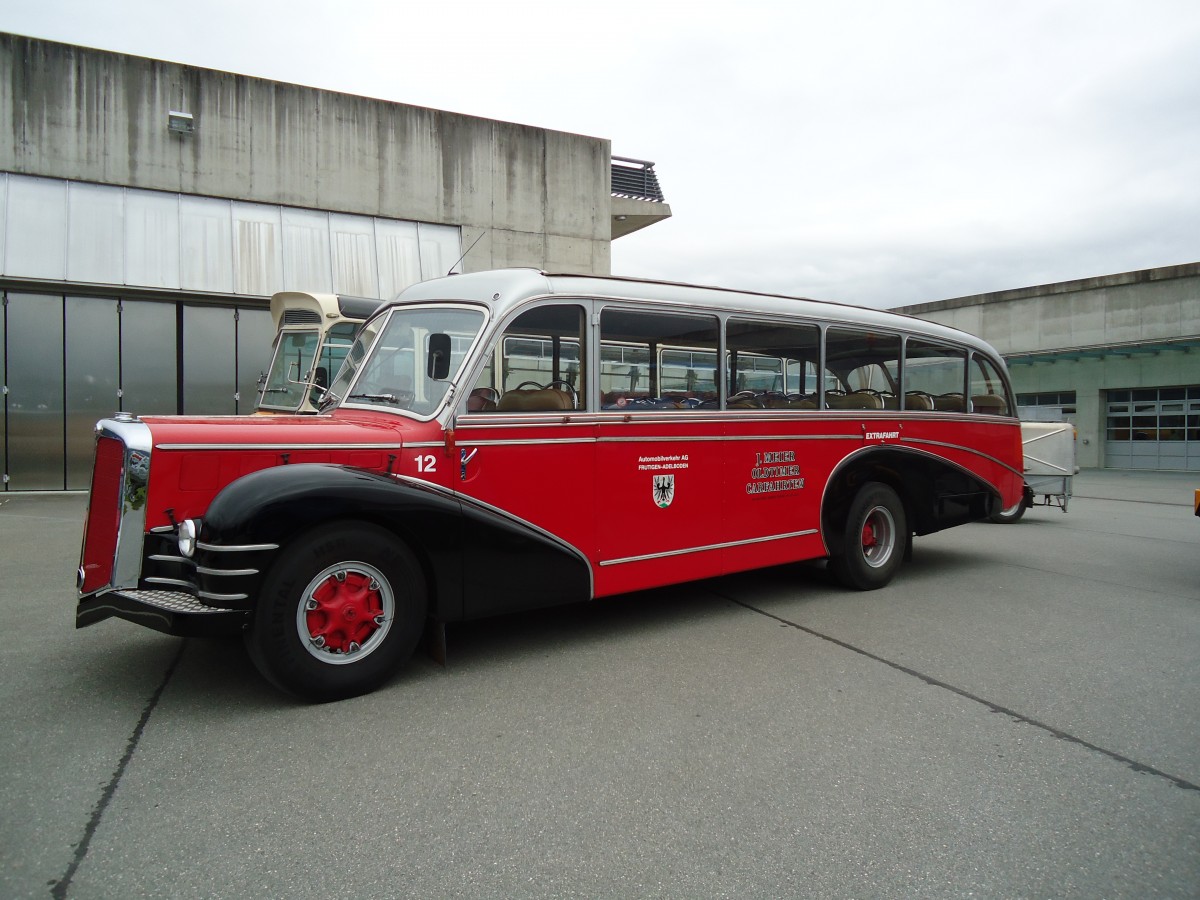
xmin=1 ymin=469 xmax=1197 ymax=898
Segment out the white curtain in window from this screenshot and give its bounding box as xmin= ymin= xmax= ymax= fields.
xmin=283 ymin=207 xmax=333 ymax=293
xmin=125 ymin=188 xmax=181 ymax=289
xmin=180 ymin=195 xmax=234 ymax=293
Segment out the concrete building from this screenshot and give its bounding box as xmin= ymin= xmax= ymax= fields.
xmin=0 ymin=33 xmax=670 ymax=490
xmin=896 ymin=263 xmax=1200 ymax=471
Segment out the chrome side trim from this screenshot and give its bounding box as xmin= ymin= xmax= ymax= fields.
xmin=900 ymin=437 xmax=1025 ymax=477
xmin=716 ymin=433 xmax=860 ymax=442
xmin=457 ymin=438 xmax=596 ymax=448
xmin=196 ymin=541 xmax=280 ymax=552
xmin=599 ymin=528 xmax=819 ymax=567
xmin=155 ymin=442 xmax=400 ymax=451
xmin=195 ymin=565 xmax=259 ymax=577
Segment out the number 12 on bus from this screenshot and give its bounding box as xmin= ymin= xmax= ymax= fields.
xmin=77 ymin=269 xmax=1024 ymax=700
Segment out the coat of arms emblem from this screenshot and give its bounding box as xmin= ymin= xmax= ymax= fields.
xmin=653 ymin=474 xmax=675 ymax=508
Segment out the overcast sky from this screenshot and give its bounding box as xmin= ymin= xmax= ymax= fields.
xmin=6 ymin=0 xmax=1200 ymax=308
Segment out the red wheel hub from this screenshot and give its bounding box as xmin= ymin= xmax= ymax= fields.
xmin=861 ymin=522 xmax=877 ymax=548
xmin=306 ymin=571 xmax=384 ymax=653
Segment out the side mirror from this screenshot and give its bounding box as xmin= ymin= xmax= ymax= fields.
xmin=427 ymin=333 xmax=452 ymax=380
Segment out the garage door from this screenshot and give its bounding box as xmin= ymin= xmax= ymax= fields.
xmin=1105 ymin=387 xmax=1200 ymax=471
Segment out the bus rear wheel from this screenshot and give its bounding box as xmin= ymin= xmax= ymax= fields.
xmin=245 ymin=524 xmax=427 ymax=702
xmin=829 ymin=482 xmax=906 ymax=590
xmin=988 ymin=496 xmax=1028 ymax=524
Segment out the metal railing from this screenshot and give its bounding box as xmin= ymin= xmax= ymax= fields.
xmin=611 ymin=156 xmax=666 ymax=202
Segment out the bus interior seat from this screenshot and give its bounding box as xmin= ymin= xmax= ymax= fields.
xmin=828 ymin=391 xmax=883 ymax=410
xmin=466 ymin=388 xmax=498 ymax=412
xmin=904 ymin=392 xmax=934 ymax=411
xmin=933 ymin=393 xmax=965 ymax=412
xmin=497 ymin=387 xmax=573 ymax=412
xmin=728 ymin=392 xmax=764 ymax=409
xmin=971 ymin=394 xmax=1008 ymax=415
xmin=768 ymin=393 xmax=818 ymax=410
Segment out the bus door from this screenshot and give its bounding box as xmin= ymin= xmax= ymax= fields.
xmin=452 ymin=302 xmax=597 ymax=610
xmin=593 ymin=308 xmax=725 ymax=596
xmin=720 ymin=318 xmax=830 ymax=573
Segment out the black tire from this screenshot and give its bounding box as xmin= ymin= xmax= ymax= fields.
xmin=988 ymin=497 xmax=1028 ymax=524
xmin=828 ymin=482 xmax=907 ymax=591
xmin=245 ymin=523 xmax=427 ymax=702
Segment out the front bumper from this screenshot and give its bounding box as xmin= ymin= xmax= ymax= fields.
xmin=76 ymin=588 xmax=247 ymax=637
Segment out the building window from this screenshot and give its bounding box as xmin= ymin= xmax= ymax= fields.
xmin=1106 ymin=387 xmax=1200 ymax=443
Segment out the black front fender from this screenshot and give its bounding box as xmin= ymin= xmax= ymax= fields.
xmin=199 ymin=465 xmax=464 ymax=618
xmin=199 ymin=464 xmax=591 ymax=622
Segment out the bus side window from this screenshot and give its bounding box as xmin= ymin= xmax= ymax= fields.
xmin=824 ymin=328 xmax=902 ymax=409
xmin=970 ymin=354 xmax=1011 ymax=415
xmin=727 ymin=318 xmax=821 ymax=409
xmin=903 ymin=339 xmax=967 ymax=412
xmin=600 ymin=309 xmax=719 ymax=410
xmin=469 ymin=305 xmax=586 ymax=413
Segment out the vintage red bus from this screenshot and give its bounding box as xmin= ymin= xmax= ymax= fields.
xmin=77 ymin=269 xmax=1024 ymax=700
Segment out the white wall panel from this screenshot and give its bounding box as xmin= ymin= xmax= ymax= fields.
xmin=3 ymin=175 xmax=458 ymax=300
xmin=418 ymin=222 xmax=463 ymax=282
xmin=0 ymin=175 xmax=7 ymax=279
xmin=125 ymin=189 xmax=181 ymax=289
xmin=67 ymin=182 xmax=124 ymax=284
xmin=282 ymin=208 xmax=332 ymax=293
xmin=180 ymin=195 xmax=234 ymax=293
xmin=232 ymin=202 xmax=283 ymax=296
xmin=375 ymin=218 xmax=422 ymax=300
xmin=331 ymin=213 xmax=378 ymax=297
xmin=4 ymin=175 xmax=67 ymax=279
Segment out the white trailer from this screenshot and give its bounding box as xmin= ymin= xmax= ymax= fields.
xmin=990 ymin=421 xmax=1077 ymax=523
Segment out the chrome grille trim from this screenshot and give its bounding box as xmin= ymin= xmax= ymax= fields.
xmin=196 ymin=541 xmax=280 ymax=553
xmin=195 ymin=565 xmax=259 ymax=577
xmin=198 ymin=589 xmax=250 ymax=602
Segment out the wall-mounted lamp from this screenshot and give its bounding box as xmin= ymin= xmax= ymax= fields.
xmin=168 ymin=110 xmax=194 ymax=134
xmin=615 ymin=215 xmax=627 ymax=221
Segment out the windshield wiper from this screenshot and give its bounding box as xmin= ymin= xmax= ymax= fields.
xmin=348 ymin=392 xmax=400 ymax=404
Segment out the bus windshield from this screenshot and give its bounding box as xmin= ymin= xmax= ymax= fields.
xmin=259 ymin=323 xmax=360 ymax=413
xmin=259 ymin=328 xmax=321 ymax=411
xmin=329 ymin=306 xmax=486 ymax=416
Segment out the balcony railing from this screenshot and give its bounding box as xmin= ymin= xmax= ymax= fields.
xmin=611 ymin=156 xmax=666 ymax=202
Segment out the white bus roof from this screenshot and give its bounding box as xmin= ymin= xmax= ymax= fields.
xmin=391 ymin=269 xmax=1004 ymax=361
xmin=269 ymin=291 xmax=380 ymax=330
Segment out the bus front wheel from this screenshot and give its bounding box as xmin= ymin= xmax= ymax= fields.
xmin=245 ymin=524 xmax=427 ymax=702
xmin=829 ymin=482 xmax=907 ymax=591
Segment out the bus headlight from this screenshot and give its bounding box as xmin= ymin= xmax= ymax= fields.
xmin=178 ymin=519 xmax=200 ymax=558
